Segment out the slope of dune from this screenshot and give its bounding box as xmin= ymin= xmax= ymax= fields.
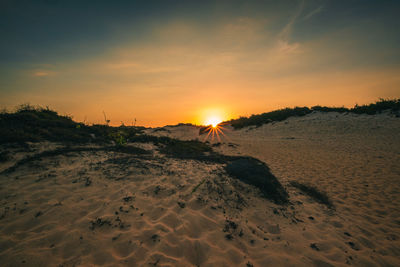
xmin=149 ymin=111 xmax=400 ymax=266
xmin=1 ymin=111 xmax=399 ymax=266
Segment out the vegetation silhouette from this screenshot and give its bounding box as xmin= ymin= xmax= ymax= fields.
xmin=228 ymin=98 xmax=400 ymax=129
xmin=0 ymin=104 xmax=144 ymax=145
xmin=225 ymin=158 xmax=289 ymax=204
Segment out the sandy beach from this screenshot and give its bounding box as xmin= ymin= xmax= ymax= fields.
xmin=0 ymin=111 xmax=399 ymax=266
xmin=2 ymin=1 xmax=400 ymax=265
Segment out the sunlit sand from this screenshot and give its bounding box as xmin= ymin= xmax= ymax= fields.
xmin=1 ymin=1 xmax=399 ymax=265
xmin=1 ymin=104 xmax=399 ymax=266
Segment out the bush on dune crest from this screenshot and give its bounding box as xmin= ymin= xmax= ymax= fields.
xmin=229 ymin=98 xmax=400 ymax=129
xmin=0 ymin=104 xmax=83 ymax=144
xmin=0 ymin=104 xmax=145 ymax=145
xmin=352 ymin=98 xmax=400 ymax=115
xmin=229 ymin=107 xmax=312 ymax=129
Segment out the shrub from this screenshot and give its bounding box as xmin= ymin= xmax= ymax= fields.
xmin=0 ymin=105 xmax=146 ymax=145
xmin=352 ymin=98 xmax=400 ymax=115
xmin=311 ymin=106 xmax=349 ymax=113
xmin=225 ymin=157 xmax=289 ymax=204
xmin=229 ymin=107 xmax=312 ymax=129
xmin=228 ymin=98 xmax=400 ymax=129
xmin=158 ymin=139 xmax=212 ymax=158
xmin=0 ymin=105 xmax=87 ymax=144
xmin=109 ymin=131 xmax=127 ymax=146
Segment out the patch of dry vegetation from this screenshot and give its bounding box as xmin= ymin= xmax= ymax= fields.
xmin=229 ymin=98 xmax=400 ymax=129
xmin=0 ymin=104 xmax=145 ymax=145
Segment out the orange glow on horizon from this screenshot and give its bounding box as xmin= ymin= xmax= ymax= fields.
xmin=198 ymin=107 xmax=231 ymax=127
xmin=204 ymin=116 xmax=222 ymax=128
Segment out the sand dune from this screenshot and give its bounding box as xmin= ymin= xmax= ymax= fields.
xmin=1 ymin=111 xmax=399 ymax=266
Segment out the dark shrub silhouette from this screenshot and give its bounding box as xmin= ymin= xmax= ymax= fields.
xmin=229 ymin=107 xmax=312 ymax=129
xmin=228 ymin=98 xmax=400 ymax=129
xmin=225 ymin=157 xmax=289 ymax=204
xmin=0 ymin=105 xmax=144 ymax=144
xmin=158 ymin=139 xmax=212 ymax=158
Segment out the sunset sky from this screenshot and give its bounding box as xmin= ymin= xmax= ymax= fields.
xmin=1 ymin=0 xmax=399 ymax=126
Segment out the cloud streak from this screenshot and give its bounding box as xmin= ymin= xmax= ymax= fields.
xmin=279 ymin=0 xmax=304 ymax=41
xmin=33 ymin=71 xmax=50 ymax=77
xmin=303 ymin=5 xmax=324 ymax=20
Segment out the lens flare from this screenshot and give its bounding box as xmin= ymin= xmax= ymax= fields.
xmin=200 ymin=116 xmax=230 ymax=142
xmin=205 ymin=116 xmax=222 ymax=128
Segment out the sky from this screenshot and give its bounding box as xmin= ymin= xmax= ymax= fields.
xmin=1 ymin=0 xmax=399 ymax=126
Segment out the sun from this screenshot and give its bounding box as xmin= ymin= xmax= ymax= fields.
xmin=200 ymin=113 xmax=229 ymax=142
xmin=205 ymin=116 xmax=222 ymax=128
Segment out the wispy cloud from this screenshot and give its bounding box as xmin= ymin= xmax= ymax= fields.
xmin=303 ymin=5 xmax=324 ymax=20
xmin=279 ymin=0 xmax=304 ymax=41
xmin=33 ymin=71 xmax=50 ymax=77
xmin=277 ymin=0 xmax=305 ymax=54
xmin=277 ymin=40 xmax=301 ymax=54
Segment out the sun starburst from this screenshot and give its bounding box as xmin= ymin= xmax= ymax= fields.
xmin=205 ymin=116 xmax=222 ymax=128
xmin=201 ymin=118 xmax=229 ymax=142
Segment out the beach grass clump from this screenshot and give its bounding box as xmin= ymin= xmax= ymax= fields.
xmin=351 ymin=98 xmax=400 ymax=115
xmin=156 ymin=137 xmax=233 ymax=163
xmin=158 ymin=139 xmax=212 ymax=158
xmin=0 ymin=104 xmax=85 ymax=144
xmin=228 ymin=98 xmax=400 ymax=129
xmin=229 ymin=107 xmax=312 ymax=129
xmin=290 ymin=181 xmax=333 ymax=209
xmin=311 ymin=106 xmax=349 ymax=113
xmin=0 ymin=104 xmax=145 ymax=145
xmin=225 ymin=157 xmax=289 ymax=204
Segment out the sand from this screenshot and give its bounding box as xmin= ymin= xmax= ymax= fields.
xmin=0 ymin=111 xmax=399 ymax=266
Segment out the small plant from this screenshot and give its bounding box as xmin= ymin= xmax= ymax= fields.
xmin=191 ymin=179 xmax=206 ymax=194
xmin=109 ymin=131 xmax=127 ymax=146
xmin=103 ymin=111 xmax=110 ymax=126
